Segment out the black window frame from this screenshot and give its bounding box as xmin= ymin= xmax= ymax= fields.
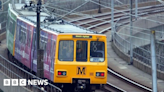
xmin=40 ymin=34 xmax=48 ymax=51
xmin=76 ymin=40 xmax=88 ymax=62
xmin=58 ymin=40 xmax=74 ymax=61
xmin=90 ymin=41 xmax=105 ymax=62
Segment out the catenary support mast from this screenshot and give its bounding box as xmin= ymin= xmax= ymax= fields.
xmin=150 ymin=30 xmax=158 ymax=92
xmin=36 ymin=0 xmax=44 ymax=78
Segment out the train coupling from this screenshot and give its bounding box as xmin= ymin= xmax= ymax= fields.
xmin=77 ymin=80 xmax=87 ymax=90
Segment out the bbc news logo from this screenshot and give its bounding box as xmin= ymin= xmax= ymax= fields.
xmin=3 ymin=79 xmax=48 ymax=86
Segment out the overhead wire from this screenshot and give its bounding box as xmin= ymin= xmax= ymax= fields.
xmin=59 ymin=0 xmax=90 ymax=19
xmin=44 ymin=0 xmax=164 ymax=35
xmin=94 ymin=0 xmax=164 ymax=35
xmin=45 ymin=0 xmax=164 ymax=30
xmin=89 ymin=0 xmax=164 ymax=25
xmin=44 ymin=0 xmax=164 ymax=66
xmin=9 ymin=0 xmax=164 ymax=42
xmin=43 ymin=4 xmax=113 ymax=31
xmin=4 ymin=0 xmax=164 ymax=64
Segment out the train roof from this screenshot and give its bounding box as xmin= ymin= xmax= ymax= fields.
xmin=9 ymin=3 xmax=98 ymax=34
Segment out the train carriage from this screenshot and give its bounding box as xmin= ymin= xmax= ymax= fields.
xmin=6 ymin=3 xmax=107 ymax=91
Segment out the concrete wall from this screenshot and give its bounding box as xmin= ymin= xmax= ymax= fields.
xmin=112 ymin=41 xmax=164 ymax=80
xmin=114 ymin=14 xmax=164 ymax=81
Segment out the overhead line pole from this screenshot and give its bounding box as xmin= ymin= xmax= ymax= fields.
xmin=150 ymin=30 xmax=158 ymax=92
xmin=36 ymin=0 xmax=44 ymax=78
xmin=129 ymin=0 xmax=133 ymax=65
xmin=111 ymin=0 xmax=114 ymax=41
xmin=135 ymin=0 xmax=138 ymax=18
xmin=98 ymin=0 xmax=101 ymax=13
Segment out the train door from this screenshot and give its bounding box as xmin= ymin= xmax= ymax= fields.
xmin=40 ymin=30 xmax=48 ymax=78
xmin=14 ymin=19 xmax=27 ymax=66
xmin=31 ymin=28 xmax=37 ymax=72
xmin=50 ymin=35 xmax=57 ymax=81
xmin=23 ymin=24 xmax=33 ymax=68
xmin=19 ymin=22 xmax=27 ymax=66
xmin=15 ymin=19 xmax=22 ymax=62
xmin=43 ymin=32 xmax=50 ymax=79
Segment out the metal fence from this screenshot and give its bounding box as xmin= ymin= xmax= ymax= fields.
xmin=0 ymin=54 xmax=62 ymax=92
xmin=114 ymin=14 xmax=164 ymax=72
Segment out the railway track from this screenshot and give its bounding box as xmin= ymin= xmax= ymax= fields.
xmin=65 ymin=3 xmax=164 ymax=92
xmin=67 ymin=4 xmax=164 ymax=33
xmin=102 ymin=68 xmax=152 ymax=92
xmin=103 ymin=82 xmax=126 ymax=92
xmin=0 ymin=2 xmax=164 ymax=92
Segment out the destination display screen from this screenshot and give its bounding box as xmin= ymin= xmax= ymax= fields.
xmin=73 ymin=35 xmax=92 ymax=38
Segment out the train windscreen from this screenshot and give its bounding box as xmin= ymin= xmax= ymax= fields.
xmin=58 ymin=40 xmax=105 ymax=62
xmin=90 ymin=41 xmax=105 ymax=62
xmin=58 ymin=40 xmax=74 ymax=61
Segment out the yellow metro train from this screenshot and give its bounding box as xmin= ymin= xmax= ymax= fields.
xmin=7 ymin=2 xmax=107 ymax=92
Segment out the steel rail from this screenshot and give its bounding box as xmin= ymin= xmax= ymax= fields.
xmin=77 ymin=5 xmax=164 ymax=26
xmin=68 ymin=3 xmax=164 ymax=92
xmin=70 ymin=4 xmax=164 ymax=23
xmin=69 ymin=5 xmax=164 ymax=34
xmin=106 ymin=68 xmax=152 ymax=92
xmin=69 ymin=3 xmax=164 ymax=92
xmin=2 ymin=2 xmax=164 ymax=92
xmin=104 ymin=82 xmax=127 ymax=92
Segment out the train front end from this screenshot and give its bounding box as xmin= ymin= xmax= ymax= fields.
xmin=54 ymin=34 xmax=107 ymax=91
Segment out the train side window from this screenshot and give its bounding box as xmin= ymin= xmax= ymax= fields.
xmin=16 ymin=23 xmax=20 ymax=38
xmin=23 ymin=28 xmax=27 ymax=44
xmin=50 ymin=40 xmax=56 ymax=68
xmin=9 ymin=19 xmax=15 ymax=35
xmin=90 ymin=41 xmax=105 ymax=62
xmin=32 ymin=31 xmax=36 ymax=48
xmin=58 ymin=40 xmax=74 ymax=61
xmin=76 ymin=41 xmax=88 ymax=62
xmin=19 ymin=26 xmax=27 ymax=44
xmin=27 ymin=29 xmax=31 ymax=47
xmin=19 ymin=27 xmax=23 ymax=43
xmin=9 ymin=20 xmax=13 ymax=34
xmin=12 ymin=21 xmax=16 ymax=35
xmin=17 ymin=24 xmax=21 ymax=41
xmin=7 ymin=15 xmax=10 ymax=30
xmin=51 ymin=40 xmax=56 ymax=59
xmin=40 ymin=35 xmax=47 ymax=50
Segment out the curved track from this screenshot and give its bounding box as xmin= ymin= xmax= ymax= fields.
xmin=68 ymin=4 xmax=164 ymax=33
xmin=66 ymin=3 xmax=164 ymax=92
xmin=103 ymin=68 xmax=152 ymax=92
xmin=1 ymin=2 xmax=164 ymax=92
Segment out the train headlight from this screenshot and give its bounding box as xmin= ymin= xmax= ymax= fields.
xmin=96 ymin=72 xmax=104 ymax=77
xmin=58 ymin=71 xmax=67 ymax=76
